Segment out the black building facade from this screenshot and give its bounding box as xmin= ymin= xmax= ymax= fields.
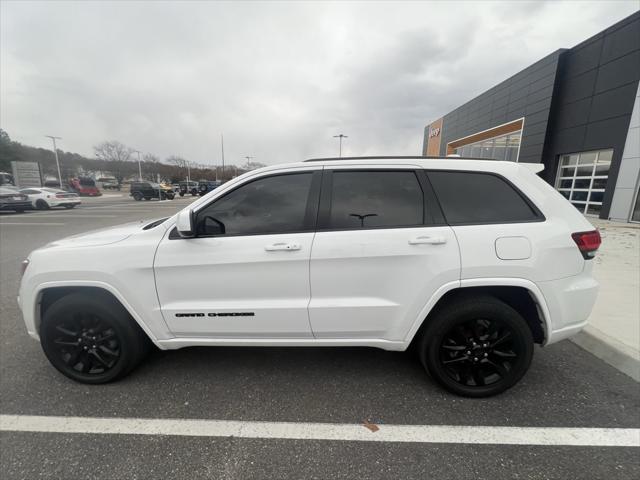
xmin=423 ymin=12 xmax=640 ymax=222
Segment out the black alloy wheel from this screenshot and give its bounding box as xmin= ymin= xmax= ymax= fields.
xmin=40 ymin=293 xmax=149 ymax=383
xmin=420 ymin=295 xmax=533 ymax=397
xmin=438 ymin=318 xmax=521 ymax=388
xmin=46 ymin=313 xmax=121 ymax=376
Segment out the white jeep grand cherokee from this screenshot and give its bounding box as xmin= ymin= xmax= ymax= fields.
xmin=18 ymin=157 xmax=601 ymax=397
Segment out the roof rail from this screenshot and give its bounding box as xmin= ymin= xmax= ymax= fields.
xmin=303 ymin=155 xmax=506 ymax=162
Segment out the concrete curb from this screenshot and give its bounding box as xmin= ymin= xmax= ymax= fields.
xmin=570 ymin=331 xmax=640 ymax=382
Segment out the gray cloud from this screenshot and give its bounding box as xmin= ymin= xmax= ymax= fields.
xmin=1 ymin=0 xmax=638 ymax=165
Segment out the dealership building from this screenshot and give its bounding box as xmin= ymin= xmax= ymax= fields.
xmin=423 ymin=12 xmax=640 ymax=223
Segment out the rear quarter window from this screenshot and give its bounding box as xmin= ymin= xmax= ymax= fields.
xmin=427 ymin=170 xmax=542 ymax=225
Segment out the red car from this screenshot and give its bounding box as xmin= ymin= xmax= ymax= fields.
xmin=68 ymin=177 xmax=101 ymax=196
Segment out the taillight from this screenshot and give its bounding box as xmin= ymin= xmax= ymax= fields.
xmin=572 ymin=230 xmax=601 ymax=260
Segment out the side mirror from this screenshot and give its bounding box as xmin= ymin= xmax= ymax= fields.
xmin=176 ymin=209 xmax=194 ymax=237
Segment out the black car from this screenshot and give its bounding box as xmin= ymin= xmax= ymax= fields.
xmin=0 ymin=187 xmax=32 ymax=212
xmin=179 ymin=181 xmax=199 ymax=197
xmin=198 ymin=180 xmax=222 ymax=196
xmin=129 ymin=182 xmax=175 ymax=201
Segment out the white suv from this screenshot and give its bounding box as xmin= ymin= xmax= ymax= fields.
xmin=18 ymin=157 xmax=601 ymax=397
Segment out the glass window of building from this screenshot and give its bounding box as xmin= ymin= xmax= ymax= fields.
xmin=555 ymin=149 xmax=612 ymax=217
xmin=631 ymin=186 xmax=640 ymax=223
xmin=453 ymin=130 xmax=522 ymax=161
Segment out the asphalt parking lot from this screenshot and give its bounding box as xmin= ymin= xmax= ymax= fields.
xmin=0 ymin=195 xmax=638 ymax=479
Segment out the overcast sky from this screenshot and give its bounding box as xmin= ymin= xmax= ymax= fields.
xmin=1 ymin=1 xmax=638 ymax=166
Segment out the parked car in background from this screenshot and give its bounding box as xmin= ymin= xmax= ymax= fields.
xmin=178 ymin=180 xmax=199 ymax=196
xmin=20 ymin=187 xmax=81 ymax=210
xmin=97 ymin=177 xmax=120 ymax=190
xmin=43 ymin=179 xmax=62 ymax=189
xmin=0 ymin=171 xmax=15 ymax=186
xmin=68 ymin=177 xmax=101 ymax=196
xmin=129 ymin=181 xmax=175 ymax=201
xmin=198 ymin=179 xmax=222 ymax=196
xmin=0 ymin=186 xmax=32 ymax=212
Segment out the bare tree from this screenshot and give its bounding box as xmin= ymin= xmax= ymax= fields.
xmin=144 ymin=153 xmax=160 ymax=163
xmin=93 ymin=141 xmax=134 ymax=183
xmin=166 ymin=155 xmax=188 ymax=168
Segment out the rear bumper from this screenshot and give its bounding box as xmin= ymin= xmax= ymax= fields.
xmin=536 ymin=269 xmax=599 ymax=345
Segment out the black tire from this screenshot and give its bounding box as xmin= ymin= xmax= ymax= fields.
xmin=179 ymin=192 xmax=185 ymax=197
xmin=132 ymin=192 xmax=143 ymax=201
xmin=35 ymin=199 xmax=49 ymax=210
xmin=64 ymin=204 xmax=76 ymax=209
xmin=419 ymin=295 xmax=533 ymax=398
xmin=40 ymin=292 xmax=150 ymax=384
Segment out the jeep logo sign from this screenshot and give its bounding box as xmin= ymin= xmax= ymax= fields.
xmin=429 ymin=127 xmax=440 ymax=138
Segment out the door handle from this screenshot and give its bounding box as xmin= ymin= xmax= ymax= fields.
xmin=408 ymin=236 xmax=447 ymax=245
xmin=264 ymin=242 xmax=302 ymax=251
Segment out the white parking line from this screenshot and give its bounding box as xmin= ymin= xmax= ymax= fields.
xmin=1 ymin=415 xmax=638 ymax=447
xmin=0 ymin=223 xmax=65 ymax=226
xmin=4 ymin=215 xmax=118 ymax=219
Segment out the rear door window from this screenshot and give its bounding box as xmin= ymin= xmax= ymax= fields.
xmin=326 ymin=170 xmax=424 ymax=229
xmin=427 ymin=170 xmax=541 ymax=224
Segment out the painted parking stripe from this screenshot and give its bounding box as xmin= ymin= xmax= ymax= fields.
xmin=0 ymin=223 xmax=65 ymax=226
xmin=1 ymin=415 xmax=638 ymax=447
xmin=3 ymin=214 xmax=118 ymax=219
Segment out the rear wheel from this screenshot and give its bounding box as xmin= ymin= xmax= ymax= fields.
xmin=40 ymin=292 xmax=150 ymax=384
xmin=35 ymin=199 xmax=49 ymax=210
xmin=419 ymin=296 xmax=533 ymax=397
xmin=132 ymin=192 xmax=143 ymax=201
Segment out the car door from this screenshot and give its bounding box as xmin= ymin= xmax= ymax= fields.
xmin=154 ymin=168 xmax=322 ymax=338
xmin=308 ymin=166 xmax=460 ymax=341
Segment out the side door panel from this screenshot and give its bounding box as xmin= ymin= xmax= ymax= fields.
xmin=309 ymin=226 xmax=459 ymax=340
xmin=308 ymin=166 xmax=460 ymax=341
xmin=154 ymin=232 xmax=316 ymax=337
xmin=154 ymin=169 xmax=321 ymax=338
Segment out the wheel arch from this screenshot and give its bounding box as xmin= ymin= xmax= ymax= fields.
xmin=407 ymin=279 xmax=550 ymax=348
xmin=35 ymin=283 xmax=160 ymax=346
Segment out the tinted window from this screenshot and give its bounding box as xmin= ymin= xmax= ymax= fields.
xmin=428 ymin=171 xmax=540 ymax=224
xmin=196 ymin=173 xmax=313 ymax=236
xmin=328 ymin=171 xmax=423 ymax=229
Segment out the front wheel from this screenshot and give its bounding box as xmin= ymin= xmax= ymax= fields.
xmin=419 ymin=296 xmax=533 ymax=397
xmin=40 ymin=293 xmax=149 ymax=384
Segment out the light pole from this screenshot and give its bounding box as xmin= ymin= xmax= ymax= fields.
xmin=186 ymin=161 xmax=191 ymax=182
xmin=221 ymin=134 xmax=225 ymax=179
xmin=133 ymin=150 xmax=142 ymax=180
xmin=333 ymin=134 xmax=348 ymax=157
xmin=244 ymin=156 xmax=254 ymax=170
xmin=45 ymin=135 xmax=63 ymax=188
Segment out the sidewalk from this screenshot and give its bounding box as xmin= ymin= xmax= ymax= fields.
xmin=570 ymin=218 xmax=640 ymax=381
